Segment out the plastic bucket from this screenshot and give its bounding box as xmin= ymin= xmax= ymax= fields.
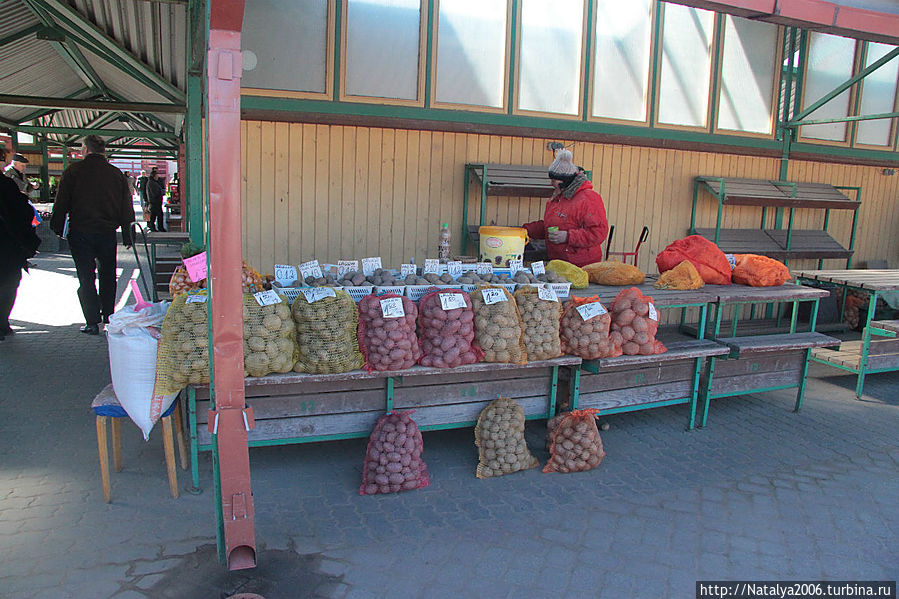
xmin=479 ymin=226 xmax=528 ymax=267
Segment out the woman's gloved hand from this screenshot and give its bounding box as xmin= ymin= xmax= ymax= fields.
xmin=547 ymin=229 xmax=568 ymax=244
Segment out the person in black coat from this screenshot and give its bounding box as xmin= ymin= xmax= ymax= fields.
xmin=0 ymin=148 xmax=41 ymax=340
xmin=146 ymin=168 xmax=166 ymax=232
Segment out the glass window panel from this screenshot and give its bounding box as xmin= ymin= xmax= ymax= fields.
xmin=592 ymin=0 xmax=652 ymax=122
xmin=717 ymin=17 xmax=777 ymax=134
xmin=435 ymin=0 xmax=507 ymax=107
xmin=518 ymin=0 xmax=584 ymax=115
xmin=801 ymin=32 xmax=855 ymax=142
xmin=345 ymin=0 xmax=422 ymax=100
xmin=856 ymin=43 xmax=898 ymax=146
xmin=241 ymin=0 xmax=328 ymax=93
xmin=657 ymin=4 xmax=715 ymax=128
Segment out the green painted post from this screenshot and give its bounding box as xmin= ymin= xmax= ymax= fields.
xmin=186 ymin=0 xmax=205 ymax=246
xmin=548 ymin=366 xmax=558 ymax=417
xmin=506 ymin=0 xmax=518 ymax=115
xmin=479 ymin=165 xmax=488 ymax=229
xmin=189 ymin=387 xmax=201 ymax=492
xmin=212 ymin=433 xmax=225 ymax=564
xmin=846 ymin=188 xmax=861 ymax=268
xmin=40 ymin=137 xmax=49 ymax=203
xmin=687 ymin=356 xmax=702 ymax=430
xmin=794 ymin=348 xmax=811 ymax=412
xmin=648 ymin=0 xmax=662 ymax=127
xmin=700 ymin=358 xmax=716 ymax=427
xmin=461 ymin=166 xmax=470 ymax=254
xmin=570 ymin=367 xmax=581 ymax=410
xmin=333 ymin=1 xmax=342 ymax=101
xmin=690 ymin=179 xmax=700 ymax=234
xmin=697 ymin=304 xmax=707 ymax=340
xmin=789 ymin=300 xmax=799 ymax=333
xmin=423 ymin=0 xmax=434 ymax=107
xmin=712 ymin=302 xmax=723 ymax=338
xmin=386 ymin=377 xmax=394 ymax=413
xmin=714 ymin=181 xmax=725 ymax=245
xmin=809 ymin=298 xmax=819 ymax=332
xmin=855 ymin=291 xmax=878 ymax=399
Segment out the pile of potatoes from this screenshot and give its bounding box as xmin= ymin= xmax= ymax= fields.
xmin=155 ymin=293 xmax=209 ymax=393
xmin=242 ymin=294 xmax=296 ymax=377
xmin=359 ymin=411 xmax=430 ymax=495
xmin=474 ymin=398 xmax=539 ymax=478
xmin=514 ymin=286 xmax=562 ymax=361
xmin=417 ymin=290 xmax=481 ymax=368
xmin=409 ymin=272 xmax=457 ymax=285
xmin=536 ymin=271 xmax=569 ymax=284
xmin=559 ymin=297 xmax=620 ymax=359
xmin=168 ymin=265 xmax=206 ymax=297
xmin=292 ymin=289 xmax=364 ymax=374
xmin=304 ymin=273 xmax=341 ymax=287
xmin=338 ymin=268 xmax=401 ymax=287
xmin=543 ymin=410 xmax=605 ymax=473
xmin=608 ymin=287 xmax=666 ymax=356
xmin=357 ymin=294 xmax=420 ymax=371
xmin=470 ymin=285 xmax=527 ymax=364
xmin=456 ymin=272 xmax=515 ymax=285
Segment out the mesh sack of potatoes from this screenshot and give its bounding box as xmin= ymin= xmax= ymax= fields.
xmin=469 ymin=285 xmax=527 ymax=364
xmin=242 ymin=293 xmax=297 ymax=377
xmin=153 ymin=291 xmax=210 ymax=395
xmin=357 ymin=293 xmax=421 ymax=372
xmin=559 ymin=296 xmax=621 ymax=359
xmin=474 ymin=397 xmax=540 ymax=478
xmin=359 ymin=411 xmax=430 ymax=495
xmin=417 ymin=289 xmax=483 ymax=368
xmin=291 ymin=289 xmax=364 ymax=374
xmin=654 ymin=260 xmax=704 ymax=290
xmin=608 ymin=287 xmax=666 ymax=356
xmin=583 ymin=261 xmax=645 ymax=286
xmin=513 ymin=285 xmax=562 ymax=361
xmin=543 ymin=409 xmax=605 ymax=473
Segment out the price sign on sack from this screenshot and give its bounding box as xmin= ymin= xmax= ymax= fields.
xmin=423 ymin=259 xmax=440 ymax=275
xmin=537 ymin=286 xmax=559 ymax=302
xmin=273 ymin=264 xmax=298 ymax=287
xmin=531 ymin=261 xmax=545 ymax=276
xmin=185 ymin=293 xmax=207 ymax=304
xmin=299 ymin=260 xmax=323 ymax=280
xmin=439 ymin=293 xmax=467 ymax=311
xmin=182 ymin=252 xmax=207 ymax=283
xmin=362 ymin=257 xmax=382 ymax=276
xmin=253 ymin=290 xmax=282 ymax=307
xmin=337 ymin=260 xmax=358 ymax=277
xmin=725 ymin=254 xmax=737 ymax=270
xmin=447 ymin=261 xmax=463 ymax=278
xmin=401 ymin=263 xmax=417 ymax=276
xmin=380 ymin=297 xmax=405 ymax=318
xmin=577 ymin=301 xmax=607 ymax=321
xmin=481 ymin=288 xmax=507 ymax=305
xmin=476 ymin=262 xmax=493 ymax=275
xmin=301 ymin=287 xmax=336 ymax=303
xmin=508 ymin=259 xmax=523 ymax=276
xmin=648 ymin=302 xmax=659 ymax=321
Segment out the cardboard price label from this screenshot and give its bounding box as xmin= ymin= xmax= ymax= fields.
xmin=439 ymin=293 xmax=467 ymax=311
xmin=254 ymin=290 xmax=282 ymax=307
xmin=273 ymin=264 xmax=298 ymax=287
xmin=423 ymin=259 xmax=440 ymax=275
xmin=576 ymin=301 xmax=608 ymax=321
xmin=299 ymin=260 xmax=323 ymax=280
xmin=337 ymin=260 xmax=358 ymax=277
xmin=401 ymin=263 xmax=417 ymax=276
xmin=725 ymin=254 xmax=737 ymax=270
xmin=531 ymin=261 xmax=545 ymax=276
xmin=362 ymin=257 xmax=382 ymax=276
xmin=447 ymin=261 xmax=463 ymax=278
xmin=380 ymin=297 xmax=405 ymax=318
xmin=537 ymin=286 xmax=559 ymax=302
xmin=301 ymin=287 xmax=337 ymax=303
xmin=185 ymin=293 xmax=208 ymax=304
xmin=481 ymin=288 xmax=508 ymax=305
xmin=648 ymin=302 xmax=659 ymax=321
xmin=476 ymin=262 xmax=493 ymax=275
xmin=182 ymin=252 xmax=207 ymax=283
xmin=508 ymin=259 xmax=523 ymax=276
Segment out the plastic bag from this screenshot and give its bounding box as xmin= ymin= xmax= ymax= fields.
xmin=474 ymin=398 xmax=539 ymax=478
xmin=543 ymin=409 xmax=605 ymax=473
xmin=732 ymin=254 xmax=792 ymax=287
xmin=559 ymin=296 xmax=620 ymax=359
xmin=655 ymin=260 xmax=704 ymax=290
xmin=153 ymin=292 xmax=209 ymax=399
xmin=583 ymin=261 xmax=645 ymax=286
xmin=470 ymin=285 xmax=527 ymax=364
xmin=608 ymin=287 xmax=666 ymax=356
xmin=359 ymin=411 xmax=430 ymax=495
xmin=357 ymin=293 xmax=420 ymax=371
xmin=656 ymin=235 xmax=732 ymax=285
xmin=546 ymin=260 xmax=589 ymax=289
xmin=417 ymin=289 xmax=482 ymax=368
xmin=513 ymin=286 xmax=562 ymax=361
xmin=292 ymin=289 xmax=364 ymax=374
xmin=243 ymin=293 xmax=297 ymax=377
xmin=108 ymin=302 xmax=177 ymax=440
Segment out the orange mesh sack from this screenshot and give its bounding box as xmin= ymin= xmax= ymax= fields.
xmin=474 ymin=397 xmax=540 ymax=478
xmin=543 ymin=409 xmax=605 ymax=473
xmin=513 ymin=285 xmax=563 ymax=361
xmin=559 ymin=296 xmax=621 ymax=359
xmin=655 ymin=260 xmax=704 ymax=290
xmin=609 ymin=287 xmax=667 ymax=356
xmin=656 ymin=235 xmax=732 ymax=285
xmin=732 ymin=254 xmax=792 ymax=287
xmin=470 ymin=285 xmax=527 ymax=364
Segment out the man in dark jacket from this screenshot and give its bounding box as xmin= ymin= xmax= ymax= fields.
xmin=50 ymin=136 xmax=135 ymax=335
xmin=136 ymin=170 xmax=149 ymax=211
xmin=0 ymin=148 xmax=41 ymax=340
xmin=146 ymin=168 xmax=166 ymax=232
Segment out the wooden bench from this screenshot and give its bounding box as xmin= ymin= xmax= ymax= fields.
xmin=185 ymin=357 xmax=581 ymax=489
xmin=812 ymin=319 xmax=899 ymax=395
xmin=568 ymin=339 xmax=730 ymax=430
xmin=699 ymin=331 xmax=840 ymax=426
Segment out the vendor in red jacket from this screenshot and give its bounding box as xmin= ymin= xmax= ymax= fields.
xmin=523 ymin=149 xmax=609 ymax=267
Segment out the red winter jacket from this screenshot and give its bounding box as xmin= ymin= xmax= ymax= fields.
xmin=523 ymin=180 xmax=609 ymax=267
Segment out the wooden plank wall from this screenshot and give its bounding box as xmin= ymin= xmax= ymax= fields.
xmin=240 ymin=120 xmax=898 ymax=275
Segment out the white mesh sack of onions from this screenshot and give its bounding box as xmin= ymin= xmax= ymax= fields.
xmin=543 ymin=409 xmax=605 ymax=474
xmin=359 ymin=411 xmax=430 ymax=495
xmin=417 ymin=289 xmax=482 ymax=368
xmin=474 ymin=397 xmax=539 ymax=478
xmin=357 ymin=293 xmax=421 ymax=371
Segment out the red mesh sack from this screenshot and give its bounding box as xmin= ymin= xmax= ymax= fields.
xmin=543 ymin=409 xmax=605 ymax=473
xmin=560 ymin=296 xmax=621 ymax=359
xmin=732 ymin=254 xmax=792 ymax=287
xmin=656 ymin=235 xmax=732 ymax=285
xmin=357 ymin=293 xmax=421 ymax=372
xmin=609 ymin=287 xmax=667 ymax=356
xmin=359 ymin=411 xmax=430 ymax=495
xmin=417 ymin=289 xmax=483 ymax=368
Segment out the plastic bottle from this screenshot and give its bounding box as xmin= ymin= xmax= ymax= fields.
xmin=438 ymin=223 xmax=451 ymax=263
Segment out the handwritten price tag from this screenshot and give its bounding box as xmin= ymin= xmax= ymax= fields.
xmin=380 ymin=297 xmax=405 ymax=318
xmin=447 ymin=261 xmax=463 ymax=279
xmin=337 ymin=260 xmax=358 ymax=277
xmin=537 ymin=286 xmax=559 ymax=302
xmin=301 ymin=287 xmax=337 ymax=303
xmin=648 ymin=302 xmax=658 ymax=321
xmin=401 ymin=263 xmax=417 ymax=276
xmin=362 ymin=257 xmax=382 ymax=276
xmin=185 ymin=293 xmax=207 ymax=304
xmin=476 ymin=262 xmax=493 ymax=275
xmin=253 ymin=290 xmax=282 ymax=307
xmin=423 ymin=259 xmax=440 ymax=275
xmin=508 ymin=259 xmax=523 ymax=276
xmin=439 ymin=293 xmax=467 ymax=311
xmin=576 ymin=301 xmax=608 ymax=321
xmin=182 ymin=252 xmax=207 ymax=283
xmin=481 ymin=288 xmax=507 ymax=305
xmin=273 ymin=264 xmax=298 ymax=287
xmin=531 ymin=261 xmax=545 ymax=276
xmin=299 ymin=260 xmax=323 ymax=280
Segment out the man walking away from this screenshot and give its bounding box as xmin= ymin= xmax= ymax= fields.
xmin=136 ymin=169 xmax=149 ymax=215
xmin=4 ymin=153 xmax=37 ymax=195
xmin=146 ymin=167 xmax=166 ymax=232
xmin=50 ymin=135 xmax=134 ymax=335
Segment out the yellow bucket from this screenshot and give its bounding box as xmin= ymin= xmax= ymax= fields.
xmin=479 ymin=226 xmax=528 ymax=267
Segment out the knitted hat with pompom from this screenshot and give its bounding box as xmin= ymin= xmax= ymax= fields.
xmin=548 ymin=149 xmax=578 ymax=186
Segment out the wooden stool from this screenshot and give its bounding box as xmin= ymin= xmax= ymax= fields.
xmin=92 ymin=384 xmax=188 ymax=502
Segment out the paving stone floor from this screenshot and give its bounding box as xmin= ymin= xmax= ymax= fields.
xmin=0 ymin=248 xmax=896 ymax=598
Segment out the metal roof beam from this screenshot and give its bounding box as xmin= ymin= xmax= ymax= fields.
xmin=0 ymin=23 xmax=43 ymax=48
xmin=0 ymin=94 xmax=185 ymax=114
xmin=63 ymin=111 xmax=123 ymax=143
xmin=12 ymin=87 xmax=93 ymax=125
xmin=14 ymin=124 xmax=179 ymax=140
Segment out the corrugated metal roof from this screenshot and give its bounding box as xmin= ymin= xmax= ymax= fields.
xmin=0 ymin=0 xmax=41 ymax=38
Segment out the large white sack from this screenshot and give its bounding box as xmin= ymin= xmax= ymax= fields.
xmin=107 ymin=302 xmax=177 ymax=440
